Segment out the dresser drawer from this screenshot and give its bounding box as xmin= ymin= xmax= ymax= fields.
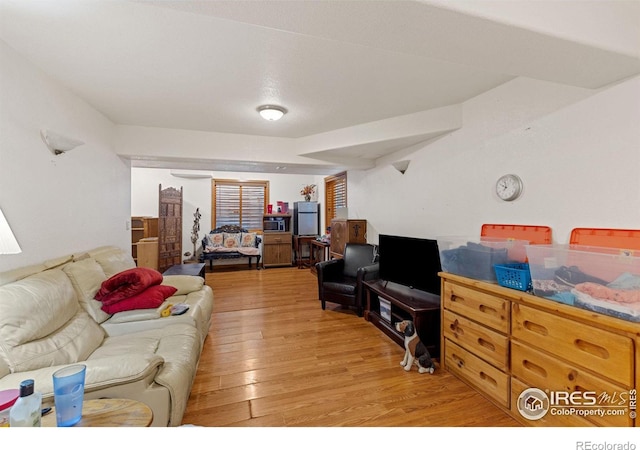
xmin=511 ymin=341 xmax=633 ymax=427
xmin=262 ymin=232 xmax=292 ymax=245
xmin=444 ymin=339 xmax=509 ymax=408
xmin=443 ymin=309 xmax=509 ymax=371
xmin=512 ymin=303 xmax=634 ymax=387
xmin=443 ymin=282 xmax=509 ymax=333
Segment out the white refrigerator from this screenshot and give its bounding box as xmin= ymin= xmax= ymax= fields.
xmin=293 ymin=201 xmax=319 ymax=236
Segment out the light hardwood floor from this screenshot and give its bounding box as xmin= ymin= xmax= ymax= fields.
xmin=182 ymin=266 xmax=520 ymax=427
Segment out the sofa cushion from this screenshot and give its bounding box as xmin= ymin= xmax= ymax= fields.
xmin=101 ymin=285 xmax=177 ymax=314
xmin=96 ymin=267 xmax=163 ymax=306
xmin=223 ymin=233 xmax=241 ymax=248
xmin=0 ymin=263 xmax=47 ymax=287
xmin=0 ymin=269 xmax=105 ymax=372
xmin=43 ymin=254 xmax=74 ymax=269
xmin=89 ymin=246 xmax=136 ymax=277
xmin=63 ymin=258 xmax=111 ymax=323
xmin=205 ymin=233 xmax=224 ymax=251
xmin=240 ymin=232 xmax=257 ymax=247
xmin=161 ymin=275 xmax=204 ymax=296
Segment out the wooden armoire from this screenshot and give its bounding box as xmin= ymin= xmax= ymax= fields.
xmin=157 ymin=185 xmax=183 ymax=273
xmin=329 ymin=219 xmax=367 ymax=259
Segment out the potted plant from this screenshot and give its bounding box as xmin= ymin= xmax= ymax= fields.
xmin=300 ymin=184 xmax=316 ymax=202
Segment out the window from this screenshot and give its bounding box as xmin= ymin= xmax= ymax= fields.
xmin=211 ymin=179 xmax=268 ymax=231
xmin=324 ymin=172 xmax=347 ymax=231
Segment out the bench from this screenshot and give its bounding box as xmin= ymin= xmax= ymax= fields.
xmin=199 ymin=225 xmax=262 ymax=270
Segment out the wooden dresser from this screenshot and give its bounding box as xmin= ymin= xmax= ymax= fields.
xmin=329 ymin=219 xmax=367 ymax=259
xmin=440 ymin=272 xmax=638 ymax=427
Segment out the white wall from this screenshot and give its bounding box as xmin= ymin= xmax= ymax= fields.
xmin=3 ymin=32 xmax=637 ymax=275
xmin=352 ymin=76 xmax=640 ymax=246
xmin=131 ymin=168 xmax=327 ymax=257
xmin=0 ymin=41 xmax=130 ymax=272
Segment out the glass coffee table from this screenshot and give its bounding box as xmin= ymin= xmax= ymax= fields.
xmin=42 ymin=398 xmax=153 ymax=427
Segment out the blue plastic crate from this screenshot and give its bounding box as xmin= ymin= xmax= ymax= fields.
xmin=494 ymin=263 xmax=532 ymax=291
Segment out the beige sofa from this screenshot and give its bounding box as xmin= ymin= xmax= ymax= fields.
xmin=0 ymin=246 xmax=213 ymax=426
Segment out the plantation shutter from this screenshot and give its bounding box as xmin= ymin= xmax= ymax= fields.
xmin=324 ymin=172 xmax=347 ymax=231
xmin=212 ymin=180 xmax=268 ymax=231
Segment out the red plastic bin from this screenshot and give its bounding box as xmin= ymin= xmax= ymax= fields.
xmin=570 ymin=228 xmax=640 ymax=252
xmin=481 ymin=224 xmax=552 ymax=245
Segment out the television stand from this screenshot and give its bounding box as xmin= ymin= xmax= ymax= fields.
xmin=363 ymin=279 xmax=440 ymax=358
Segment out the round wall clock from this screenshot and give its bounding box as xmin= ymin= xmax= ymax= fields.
xmin=495 ymin=174 xmax=523 ymax=201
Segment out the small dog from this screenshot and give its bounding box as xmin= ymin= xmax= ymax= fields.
xmin=395 ymin=320 xmax=435 ymax=374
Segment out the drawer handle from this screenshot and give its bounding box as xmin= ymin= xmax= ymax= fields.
xmin=523 ymin=320 xmax=549 ymax=336
xmin=450 ymin=319 xmax=463 ymax=334
xmin=575 ymin=339 xmax=610 ymax=360
xmin=477 ymin=338 xmax=495 ymax=352
xmin=522 ymin=359 xmax=547 ymax=378
xmin=479 ymin=304 xmax=497 ymax=315
xmin=479 ymin=372 xmax=497 ymax=387
xmin=450 ymin=294 xmax=459 ymax=302
xmin=452 ymin=353 xmax=465 ymax=368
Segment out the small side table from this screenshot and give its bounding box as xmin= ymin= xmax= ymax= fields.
xmin=162 ymin=262 xmax=206 ymax=279
xmin=310 ymin=240 xmax=330 ymax=275
xmin=293 ymin=235 xmax=316 ymax=269
xmin=42 ymin=398 xmax=153 ymax=427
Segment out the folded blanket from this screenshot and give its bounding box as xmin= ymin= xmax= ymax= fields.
xmin=574 ymin=282 xmax=640 ymax=304
xmin=101 ymin=284 xmax=177 ymax=314
xmin=95 ymin=267 xmax=163 ymax=306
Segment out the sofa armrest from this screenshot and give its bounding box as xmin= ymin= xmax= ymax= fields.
xmin=316 ymin=258 xmax=344 ymax=282
xmin=357 ymin=263 xmax=380 ymax=282
xmin=0 ymin=354 xmax=164 ymax=400
xmin=161 ymin=275 xmax=204 ymax=295
xmin=356 ymin=263 xmax=380 ymax=307
xmin=0 ymin=357 xmax=9 ymax=379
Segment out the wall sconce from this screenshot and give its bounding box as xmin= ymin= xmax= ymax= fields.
xmin=40 ymin=129 xmax=85 ymax=155
xmin=392 ymin=160 xmax=410 ymax=174
xmin=0 ymin=207 xmax=21 ymax=254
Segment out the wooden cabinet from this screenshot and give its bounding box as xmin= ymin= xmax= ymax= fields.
xmin=440 ymin=272 xmax=637 ymax=427
xmin=131 ymin=216 xmax=158 ymax=265
xmin=262 ymin=232 xmax=293 ymax=268
xmin=329 ymin=219 xmax=367 ymax=259
xmin=137 ymin=237 xmax=158 ymax=270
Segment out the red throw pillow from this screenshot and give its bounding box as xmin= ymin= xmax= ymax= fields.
xmin=96 ymin=267 xmax=163 ymax=306
xmin=100 ymin=285 xmax=177 ymax=314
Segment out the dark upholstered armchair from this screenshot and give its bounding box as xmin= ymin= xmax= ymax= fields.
xmin=316 ymin=243 xmax=379 ymax=317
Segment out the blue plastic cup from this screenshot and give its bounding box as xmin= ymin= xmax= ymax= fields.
xmin=52 ymin=364 xmax=86 ymax=427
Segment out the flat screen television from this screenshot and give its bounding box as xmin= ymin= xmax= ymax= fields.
xmin=378 ymin=234 xmax=442 ymax=295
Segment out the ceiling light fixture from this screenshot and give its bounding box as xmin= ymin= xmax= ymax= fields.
xmin=257 ymin=105 xmax=287 ymax=121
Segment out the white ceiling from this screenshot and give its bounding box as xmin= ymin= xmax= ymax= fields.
xmin=1 ymin=0 xmax=639 ymax=174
